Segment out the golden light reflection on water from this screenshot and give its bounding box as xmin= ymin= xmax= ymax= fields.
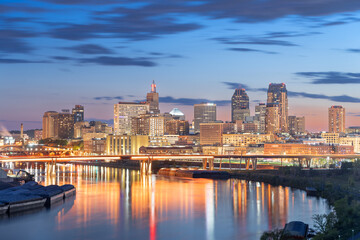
xmin=0 ymin=162 xmax=330 ymax=240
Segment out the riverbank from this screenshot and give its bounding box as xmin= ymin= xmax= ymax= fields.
xmin=228 ymin=166 xmax=360 ymax=240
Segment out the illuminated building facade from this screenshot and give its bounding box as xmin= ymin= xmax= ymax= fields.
xmin=321 ymin=132 xmax=340 ymax=144
xmin=146 ymin=80 xmax=160 ymax=114
xmin=200 ymin=122 xmax=223 ymax=145
xmin=328 ymin=105 xmax=345 ymax=133
xmin=264 ymin=143 xmax=354 ymax=155
xmin=42 ymin=111 xmax=58 ymax=139
xmin=265 ymin=103 xmax=280 ymax=134
xmin=165 ymin=119 xmax=189 ymax=135
xmin=194 ymin=103 xmax=216 ymax=133
xmin=223 ymin=133 xmax=274 ymax=147
xmin=106 ymin=135 xmax=149 ymax=155
xmin=267 ymin=83 xmax=288 ymax=133
xmin=231 ymin=88 xmax=250 ymax=122
xmin=72 ymin=105 xmax=84 ymax=123
xmin=288 ymin=116 xmax=305 ymax=135
xmin=255 ymin=103 xmax=266 ymax=133
xmin=54 ymin=111 xmax=74 ymax=139
xmin=114 ymin=102 xmax=149 ymax=135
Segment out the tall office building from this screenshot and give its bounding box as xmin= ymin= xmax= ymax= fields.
xmin=146 ymin=80 xmax=160 ymax=114
xmin=42 ymin=111 xmax=58 ymax=139
xmin=231 ymin=88 xmax=250 ymax=122
xmin=114 ymin=102 xmax=149 ymax=135
xmin=193 ymin=103 xmax=216 ymax=133
xmin=255 ymin=103 xmax=266 ymax=133
xmin=72 ymin=105 xmax=84 ymax=123
xmin=329 ymin=106 xmax=345 ymax=133
xmin=288 ymin=116 xmax=306 ymax=135
xmin=267 ymin=83 xmax=288 ymax=133
xmin=265 ymin=103 xmax=280 ymax=134
xmin=54 ymin=110 xmax=74 ymax=139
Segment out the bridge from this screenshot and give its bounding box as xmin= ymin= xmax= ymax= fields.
xmin=1 ymin=153 xmax=360 ymax=174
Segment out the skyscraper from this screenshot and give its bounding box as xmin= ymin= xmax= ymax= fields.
xmin=265 ymin=103 xmax=280 ymax=134
xmin=146 ymin=80 xmax=160 ymax=114
xmin=267 ymin=83 xmax=288 ymax=133
xmin=72 ymin=105 xmax=84 ymax=123
xmin=288 ymin=116 xmax=306 ymax=135
xmin=114 ymin=102 xmax=149 ymax=135
xmin=193 ymin=103 xmax=216 ymax=133
xmin=255 ymin=103 xmax=266 ymax=133
xmin=231 ymin=88 xmax=250 ymax=122
xmin=329 ymin=106 xmax=345 ymax=133
xmin=42 ymin=111 xmax=58 ymax=139
xmin=54 ymin=110 xmax=75 ymax=139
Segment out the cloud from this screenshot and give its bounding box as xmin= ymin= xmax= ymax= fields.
xmin=93 ymin=96 xmax=123 ymax=101
xmin=159 ymin=96 xmax=230 ymax=106
xmin=214 ymin=36 xmax=298 ymax=47
xmin=222 ymin=82 xmax=252 ymax=90
xmin=62 ymin=44 xmax=114 ymax=54
xmin=0 ymin=58 xmax=49 ymax=64
xmin=79 ymin=56 xmax=157 ymax=66
xmin=227 ymin=47 xmax=277 ymax=54
xmin=0 ymin=30 xmax=36 ymax=53
xmin=346 ymin=49 xmax=360 ymax=53
xmin=221 ymin=81 xmax=360 ymax=103
xmin=296 ymin=72 xmax=360 ymax=84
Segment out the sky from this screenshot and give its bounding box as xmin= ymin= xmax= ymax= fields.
xmin=1 ymin=0 xmax=360 ymax=132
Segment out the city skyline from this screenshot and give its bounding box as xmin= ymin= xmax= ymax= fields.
xmin=2 ymin=0 xmax=360 ymax=131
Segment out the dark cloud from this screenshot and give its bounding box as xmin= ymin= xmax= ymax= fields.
xmin=227 ymin=47 xmax=277 ymax=54
xmin=214 ymin=36 xmax=298 ymax=47
xmin=79 ymin=56 xmax=157 ymax=66
xmin=222 ymin=82 xmax=251 ymax=90
xmin=0 ymin=30 xmax=36 ymax=53
xmin=222 ymin=81 xmax=360 ymax=103
xmin=0 ymin=58 xmax=49 ymax=64
xmin=313 ymin=16 xmax=360 ymax=27
xmin=346 ymin=49 xmax=360 ymax=53
xmin=52 ymin=56 xmax=73 ymax=61
xmin=296 ymin=72 xmax=360 ymax=84
xmin=94 ymin=96 xmax=123 ymax=101
xmin=34 ymin=0 xmax=119 ymax=5
xmin=159 ymin=96 xmax=230 ymax=106
xmin=50 ymin=55 xmax=158 ymax=67
xmin=48 ymin=19 xmax=202 ymax=41
xmin=347 ymin=112 xmax=360 ymax=117
xmin=62 ymin=44 xmax=114 ymax=54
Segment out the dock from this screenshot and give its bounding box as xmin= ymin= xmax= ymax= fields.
xmin=158 ymin=168 xmax=230 ymax=179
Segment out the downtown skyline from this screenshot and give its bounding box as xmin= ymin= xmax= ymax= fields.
xmin=1 ymin=0 xmax=360 ymax=131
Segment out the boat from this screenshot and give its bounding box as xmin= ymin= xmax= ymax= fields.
xmin=305 ymin=187 xmax=317 ymax=196
xmin=60 ymin=184 xmax=76 ymax=198
xmin=0 ymin=195 xmax=47 ymax=213
xmin=0 ymin=202 xmax=8 ymax=214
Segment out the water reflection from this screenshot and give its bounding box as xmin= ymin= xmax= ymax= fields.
xmin=0 ymin=162 xmax=329 ymax=240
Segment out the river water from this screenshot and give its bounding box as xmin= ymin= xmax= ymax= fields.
xmin=0 ymin=163 xmax=329 ymax=240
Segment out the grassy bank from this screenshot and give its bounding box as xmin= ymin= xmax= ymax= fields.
xmin=227 ymin=165 xmax=360 ymax=239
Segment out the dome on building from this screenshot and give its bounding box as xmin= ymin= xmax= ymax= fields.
xmin=170 ymin=108 xmax=184 ymax=116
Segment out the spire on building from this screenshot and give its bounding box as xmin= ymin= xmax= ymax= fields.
xmin=151 ymin=80 xmax=156 ymax=93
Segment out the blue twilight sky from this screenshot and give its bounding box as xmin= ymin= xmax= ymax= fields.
xmin=1 ymin=0 xmax=360 ymax=131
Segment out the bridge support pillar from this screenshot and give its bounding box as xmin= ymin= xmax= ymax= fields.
xmin=140 ymin=157 xmax=152 ymax=175
xmin=46 ymin=158 xmax=57 ymax=176
xmin=202 ymin=158 xmax=214 ymax=170
xmin=251 ymin=158 xmax=257 ymax=170
xmin=209 ymin=158 xmax=214 ymax=171
xmin=219 ymin=158 xmax=222 ymax=170
xmin=246 ymin=159 xmax=250 ymax=170
xmin=202 ymin=158 xmax=207 ymax=170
